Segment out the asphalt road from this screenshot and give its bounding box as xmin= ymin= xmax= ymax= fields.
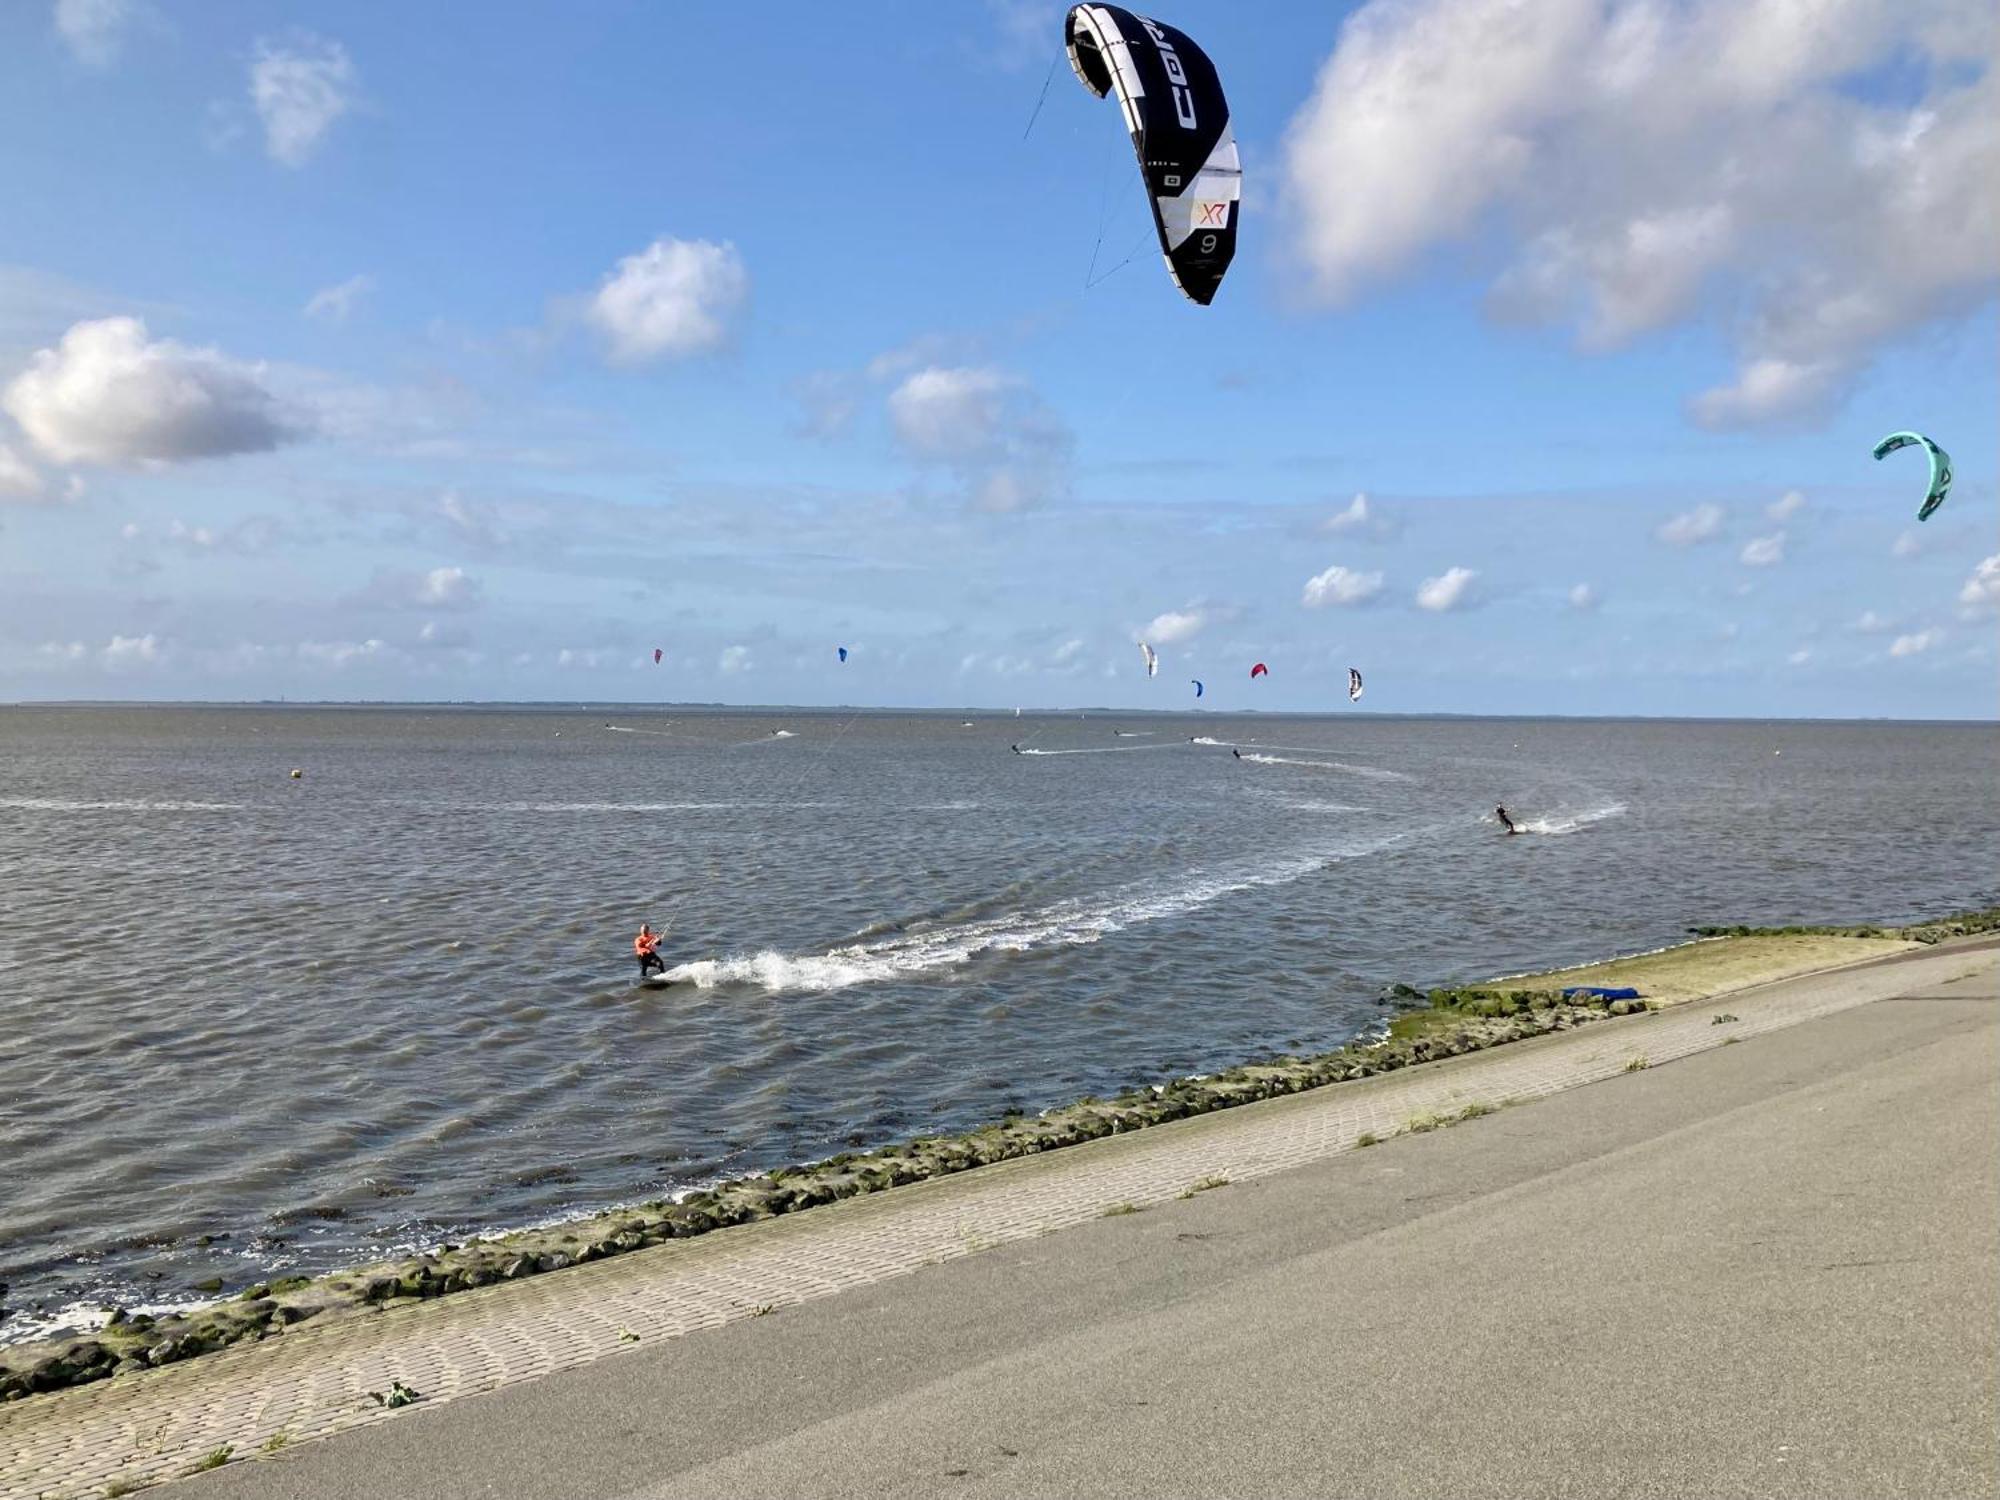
xmin=193 ymin=954 xmax=1998 ymax=1500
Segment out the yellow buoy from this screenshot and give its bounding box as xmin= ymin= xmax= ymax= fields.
xmin=290 ymin=769 xmax=303 ymax=780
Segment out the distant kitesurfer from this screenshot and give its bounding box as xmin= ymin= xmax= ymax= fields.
xmin=634 ymin=923 xmax=665 ymax=978
xmin=1010 ymin=743 xmax=1022 ymax=754
xmin=1232 ymin=748 xmax=1242 ymax=760
xmin=1496 ymin=805 xmax=1519 ymax=835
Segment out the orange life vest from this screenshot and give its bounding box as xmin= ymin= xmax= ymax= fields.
xmin=634 ymin=930 xmax=657 ymax=957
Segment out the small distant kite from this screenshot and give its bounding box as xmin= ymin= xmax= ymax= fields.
xmin=652 ymin=648 xmax=663 ymax=665
xmin=1249 ymin=662 xmax=1268 ymax=679
xmin=1873 ymin=431 xmax=1953 ymax=521
xmin=1191 ymin=679 xmax=1204 ymax=698
xmin=1139 ymin=641 xmax=1158 ymax=677
xmin=1348 ymin=667 xmax=1363 ymax=703
xmin=836 ymin=646 xmax=849 ymax=662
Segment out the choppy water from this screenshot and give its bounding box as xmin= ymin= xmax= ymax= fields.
xmin=2 ymin=706 xmax=1994 ymax=1341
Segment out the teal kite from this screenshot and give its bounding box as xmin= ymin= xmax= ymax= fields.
xmin=1872 ymin=431 xmax=1952 ymax=521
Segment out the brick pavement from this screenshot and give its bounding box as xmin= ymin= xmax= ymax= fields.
xmin=4 ymin=942 xmax=1991 ymax=1500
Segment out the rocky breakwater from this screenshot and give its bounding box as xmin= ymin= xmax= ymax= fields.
xmin=0 ymin=983 xmax=1645 ymax=1401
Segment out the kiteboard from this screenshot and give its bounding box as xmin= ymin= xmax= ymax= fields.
xmin=637 ymin=973 xmax=675 ymax=989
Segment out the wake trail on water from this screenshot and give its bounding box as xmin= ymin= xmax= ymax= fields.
xmin=0 ymin=797 xmax=245 ymax=813
xmin=1017 ymin=741 xmax=1189 ymax=756
xmin=665 ymin=824 xmax=1425 ymax=995
xmin=1511 ymin=802 xmax=1627 ymax=835
xmin=1233 ymin=752 xmax=1411 ymax=781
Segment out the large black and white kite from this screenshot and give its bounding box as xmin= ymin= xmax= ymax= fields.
xmin=1065 ymin=5 xmax=1240 ymax=306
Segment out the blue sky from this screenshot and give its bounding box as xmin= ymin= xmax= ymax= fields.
xmin=1 ymin=0 xmax=1994 ymax=716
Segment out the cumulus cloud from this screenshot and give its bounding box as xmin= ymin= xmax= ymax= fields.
xmin=1301 ymin=563 xmax=1385 ymax=608
xmin=299 ymin=638 xmax=392 ymax=668
xmin=1142 ymin=608 xmax=1207 ymax=645
xmin=1787 ymin=648 xmax=1813 ymax=666
xmin=1891 ymin=529 xmax=1924 ymax=559
xmin=718 ymin=644 xmax=752 ymax=674
xmin=350 ymin=564 xmax=481 ymax=611
xmin=1281 ymin=0 xmax=2000 ymax=427
xmin=1321 ymin=491 xmax=1396 ymax=539
xmin=887 ymin=365 xmax=1071 ymax=511
xmin=1568 ymin=582 xmax=1598 ymax=610
xmin=1656 ymin=502 xmax=1724 ymax=547
xmin=415 ymin=619 xmax=472 ymax=650
xmin=101 ymin=632 xmax=160 ymax=667
xmin=1853 ymin=609 xmax=1896 ymax=633
xmin=250 ymin=33 xmax=356 ymax=167
xmin=303 ymin=274 xmax=374 ymax=323
xmin=1959 ymin=554 xmax=2000 ymax=616
xmin=2 ymin=317 xmax=302 ymax=465
xmin=1766 ymin=488 xmax=1806 ymax=522
xmin=585 ymin=238 xmax=748 ymax=364
xmin=1889 ymin=628 xmax=1942 ymax=658
xmin=1415 ymin=565 xmax=1478 ymax=612
xmin=0 ymin=443 xmax=45 ymax=500
xmin=1739 ymin=532 xmax=1786 ymax=567
xmin=55 ymin=0 xmax=131 ymax=66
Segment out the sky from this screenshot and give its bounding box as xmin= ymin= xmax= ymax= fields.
xmin=1 ymin=0 xmax=1995 ymax=717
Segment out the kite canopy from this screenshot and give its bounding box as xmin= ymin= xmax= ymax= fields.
xmin=1249 ymin=662 xmax=1268 ymax=679
xmin=1191 ymin=678 xmax=1204 ymax=698
xmin=1348 ymin=667 xmax=1363 ymax=703
xmin=1139 ymin=641 xmax=1158 ymax=677
xmin=652 ymin=648 xmax=662 ymax=665
xmin=1066 ymin=5 xmax=1240 ymax=305
xmin=836 ymin=646 xmax=849 ymax=662
xmin=1872 ymin=431 xmax=1953 ymax=521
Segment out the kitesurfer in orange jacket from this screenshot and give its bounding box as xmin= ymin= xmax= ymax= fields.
xmin=634 ymin=923 xmax=665 ymax=979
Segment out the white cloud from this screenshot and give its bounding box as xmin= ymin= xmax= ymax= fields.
xmin=1891 ymin=529 xmax=1923 ymax=559
xmin=718 ymin=644 xmax=752 ymax=675
xmin=554 ymin=647 xmax=610 ymax=670
xmin=303 ymin=274 xmax=374 ymax=323
xmin=1739 ymin=531 xmax=1786 ymax=567
xmin=299 ymin=638 xmax=391 ymax=668
xmin=415 ymin=619 xmax=472 ymax=650
xmin=1688 ymin=359 xmax=1846 ymax=430
xmin=350 ymin=564 xmax=481 ymax=611
xmin=585 ymin=238 xmax=748 ymax=364
xmin=0 ymin=443 xmax=45 ymax=500
xmin=1281 ymin=0 xmax=2000 ymax=427
xmin=1787 ymin=648 xmax=1813 ymax=665
xmin=1415 ymin=565 xmax=1479 ymax=612
xmin=54 ymin=0 xmax=131 ymax=66
xmin=1889 ymin=629 xmax=1942 ymax=658
xmin=1321 ymin=491 xmax=1395 ymax=539
xmin=1568 ymin=582 xmax=1598 ymax=610
xmin=39 ymin=640 xmax=87 ymax=662
xmin=1766 ymin=488 xmax=1806 ymax=522
xmin=1143 ymin=609 xmax=1207 ymax=645
xmin=1959 ymin=554 xmax=2000 ymax=616
xmin=250 ymin=34 xmax=356 ymax=167
xmin=1301 ymin=563 xmax=1385 ymax=608
xmin=1656 ymin=502 xmax=1724 ymax=547
xmin=887 ymin=365 xmax=1070 ymax=511
xmin=1050 ymin=638 xmax=1085 ymax=666
xmin=2 ymin=316 xmax=302 ymax=465
xmin=101 ymin=632 xmax=160 ymax=667
xmin=1853 ymin=609 xmax=1896 ymax=633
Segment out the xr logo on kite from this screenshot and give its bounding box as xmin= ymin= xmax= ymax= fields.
xmin=1195 ymin=201 xmax=1227 ymax=227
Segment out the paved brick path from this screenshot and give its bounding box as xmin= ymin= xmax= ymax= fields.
xmin=4 ymin=944 xmax=1990 ymax=1500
